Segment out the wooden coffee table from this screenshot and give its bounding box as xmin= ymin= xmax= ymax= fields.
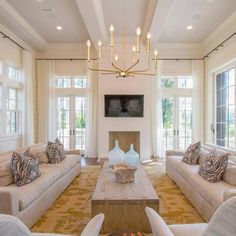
xmin=91 ymin=162 xmax=159 ymax=233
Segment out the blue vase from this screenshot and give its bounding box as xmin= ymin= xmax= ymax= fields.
xmin=108 ymin=140 xmax=124 ymax=166
xmin=124 ymin=144 xmax=139 ymax=167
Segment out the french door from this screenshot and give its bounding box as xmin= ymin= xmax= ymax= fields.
xmin=56 ymin=95 xmax=86 ymax=150
xmin=162 ymin=95 xmax=192 ymax=150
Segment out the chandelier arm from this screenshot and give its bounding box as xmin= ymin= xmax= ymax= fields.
xmin=125 ymin=58 xmax=140 ymax=72
xmin=88 ymin=67 xmax=117 ymax=73
xmin=130 ymin=72 xmax=157 ymax=76
xmin=129 ymin=54 xmax=151 ymax=73
xmin=111 ymin=63 xmax=124 ymax=72
xmin=101 ymin=72 xmax=119 ymax=75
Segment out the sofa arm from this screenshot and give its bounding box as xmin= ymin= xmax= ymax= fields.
xmin=65 ymin=149 xmax=80 ymax=155
xmin=0 ymin=188 xmax=19 ymax=215
xmin=166 ymin=150 xmax=185 ymax=157
xmin=224 ymin=189 xmax=236 ymax=202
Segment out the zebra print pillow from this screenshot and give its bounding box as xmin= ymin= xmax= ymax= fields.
xmin=11 ymin=149 xmax=41 ymax=186
xmin=198 ymin=150 xmax=229 ymax=183
xmin=182 ymin=141 xmax=201 ymax=165
xmin=46 ymin=138 xmax=65 ymax=164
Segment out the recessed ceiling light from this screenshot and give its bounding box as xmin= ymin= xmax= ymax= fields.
xmin=36 ymin=0 xmax=43 ymax=2
xmin=56 ymin=26 xmax=63 ymax=30
xmin=187 ymin=25 xmax=193 ymax=30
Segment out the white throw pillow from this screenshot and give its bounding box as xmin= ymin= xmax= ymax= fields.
xmin=223 ymin=159 xmax=236 ymax=185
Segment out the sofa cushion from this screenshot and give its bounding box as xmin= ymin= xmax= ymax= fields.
xmin=223 ymin=159 xmax=236 ymax=185
xmin=11 ymin=150 xmax=41 ymax=186
xmin=198 ymin=148 xmax=210 ymax=165
xmin=53 ymin=155 xmax=80 ymax=175
xmin=0 ymin=161 xmax=14 ymax=186
xmin=199 ymin=150 xmax=229 ymax=183
xmin=182 ymin=142 xmax=201 ymax=165
xmin=30 ymin=144 xmax=49 ymax=164
xmin=174 ymin=160 xmax=234 ymax=208
xmin=166 ymin=155 xmax=183 ymax=171
xmin=5 ymin=164 xmax=63 ymax=210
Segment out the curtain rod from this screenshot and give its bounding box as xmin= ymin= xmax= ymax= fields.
xmin=36 ymin=31 xmax=236 ymax=62
xmin=0 ymin=31 xmax=27 ymax=51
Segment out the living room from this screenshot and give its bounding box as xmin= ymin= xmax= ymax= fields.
xmin=0 ymin=0 xmax=236 ymax=235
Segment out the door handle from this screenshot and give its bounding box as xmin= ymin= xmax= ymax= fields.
xmin=174 ymin=130 xmax=176 ymax=136
xmin=70 ymin=129 xmax=72 ymax=135
xmin=177 ymin=130 xmax=179 ymax=136
xmin=73 ymin=129 xmax=75 ymax=135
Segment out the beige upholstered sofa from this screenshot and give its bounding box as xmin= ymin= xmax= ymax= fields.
xmin=166 ymin=144 xmax=236 ymax=222
xmin=0 ymin=143 xmax=81 ymax=228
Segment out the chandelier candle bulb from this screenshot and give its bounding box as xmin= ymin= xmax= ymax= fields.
xmin=136 ymin=27 xmax=141 ymax=52
xmin=147 ymin=32 xmax=151 ymax=53
xmin=87 ymin=40 xmax=91 ymax=62
xmin=154 ymin=49 xmax=158 ymax=68
xmin=132 ymin=46 xmax=136 ymax=63
xmin=110 ymin=24 xmax=114 ymax=47
xmin=114 ymin=54 xmax=119 ymax=66
xmin=98 ymin=40 xmax=102 ymax=59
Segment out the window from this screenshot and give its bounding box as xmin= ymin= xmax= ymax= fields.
xmin=55 ymin=76 xmax=87 ymax=150
xmin=161 ymin=75 xmax=193 ymax=151
xmin=0 ymin=62 xmax=22 ymax=137
xmin=215 ymin=68 xmax=235 ymax=148
xmin=55 ymin=76 xmax=86 ymax=89
xmin=6 ymin=88 xmax=18 ymax=134
xmin=8 ymin=65 xmax=19 ymax=81
xmin=161 ymin=76 xmax=193 ymax=89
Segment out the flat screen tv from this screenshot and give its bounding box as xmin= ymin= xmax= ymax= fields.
xmin=105 ymin=95 xmax=144 ymax=117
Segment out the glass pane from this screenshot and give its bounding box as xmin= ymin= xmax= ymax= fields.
xmin=75 ymin=97 xmax=86 ymax=150
xmin=229 ymin=69 xmax=235 ymax=86
xmin=161 ymin=77 xmax=175 ymax=88
xmin=55 ymin=77 xmax=71 ymax=88
xmin=178 ymin=76 xmax=193 ymax=88
xmin=162 ymin=97 xmax=174 ymax=150
xmin=74 ymin=77 xmax=87 ymax=88
xmin=216 ymin=73 xmax=222 ymax=90
xmin=8 ymin=65 xmax=17 ymax=80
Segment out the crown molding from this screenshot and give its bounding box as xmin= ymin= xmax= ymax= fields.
xmin=0 ymin=0 xmax=47 ymax=51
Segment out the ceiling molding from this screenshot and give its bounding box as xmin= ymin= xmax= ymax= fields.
xmin=0 ymin=0 xmax=47 ymax=51
xmin=141 ymin=0 xmax=158 ymax=43
xmin=147 ymin=0 xmax=175 ymax=44
xmin=75 ymin=0 xmax=107 ymax=48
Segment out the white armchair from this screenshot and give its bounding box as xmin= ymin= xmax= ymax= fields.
xmin=0 ymin=213 xmax=104 ymax=236
xmin=145 ymin=196 xmax=236 ymax=236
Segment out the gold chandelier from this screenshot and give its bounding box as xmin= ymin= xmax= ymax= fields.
xmin=86 ymin=0 xmax=158 ymax=78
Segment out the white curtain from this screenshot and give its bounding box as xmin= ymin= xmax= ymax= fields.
xmin=192 ymin=60 xmax=204 ymax=143
xmin=36 ymin=60 xmax=56 ymax=143
xmin=21 ymin=50 xmax=34 ymax=146
xmin=150 ymin=60 xmax=164 ymax=158
xmin=85 ymin=61 xmax=98 ymax=157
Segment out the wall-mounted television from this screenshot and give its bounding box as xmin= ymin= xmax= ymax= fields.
xmin=105 ymin=95 xmax=144 ymax=117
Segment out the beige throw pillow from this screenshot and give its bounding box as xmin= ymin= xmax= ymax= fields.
xmin=223 ymin=158 xmax=236 ymax=185
xmin=30 ymin=145 xmax=49 ymax=164
xmin=198 ymin=148 xmax=210 ymax=165
xmin=0 ymin=161 xmax=14 ymax=186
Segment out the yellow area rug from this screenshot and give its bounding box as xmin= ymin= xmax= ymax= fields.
xmin=31 ymin=164 xmax=204 ymax=235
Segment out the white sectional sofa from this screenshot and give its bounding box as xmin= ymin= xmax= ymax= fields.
xmin=0 ymin=143 xmax=81 ymax=228
xmin=166 ymin=144 xmax=236 ymax=222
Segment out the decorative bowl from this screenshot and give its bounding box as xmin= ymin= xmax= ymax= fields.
xmin=111 ymin=164 xmax=137 ymax=184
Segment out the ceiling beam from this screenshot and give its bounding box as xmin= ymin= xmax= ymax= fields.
xmin=0 ymin=0 xmax=47 ymax=51
xmin=75 ymin=0 xmax=107 ymax=48
xmin=142 ymin=0 xmax=175 ymax=45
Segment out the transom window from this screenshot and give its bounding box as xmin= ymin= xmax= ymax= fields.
xmin=8 ymin=65 xmax=20 ymax=81
xmin=55 ymin=76 xmax=86 ymax=89
xmin=161 ymin=75 xmax=193 ymax=89
xmin=215 ymin=68 xmax=236 ymax=148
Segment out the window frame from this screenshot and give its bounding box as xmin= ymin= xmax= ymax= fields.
xmin=0 ymin=59 xmax=22 ymax=138
xmin=214 ymin=65 xmax=236 ymax=148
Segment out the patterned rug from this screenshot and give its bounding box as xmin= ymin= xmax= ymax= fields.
xmin=31 ymin=163 xmax=204 ymax=235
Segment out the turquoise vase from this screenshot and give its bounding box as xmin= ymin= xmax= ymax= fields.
xmin=124 ymin=144 xmax=139 ymax=167
xmin=108 ymin=140 xmax=124 ymax=166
